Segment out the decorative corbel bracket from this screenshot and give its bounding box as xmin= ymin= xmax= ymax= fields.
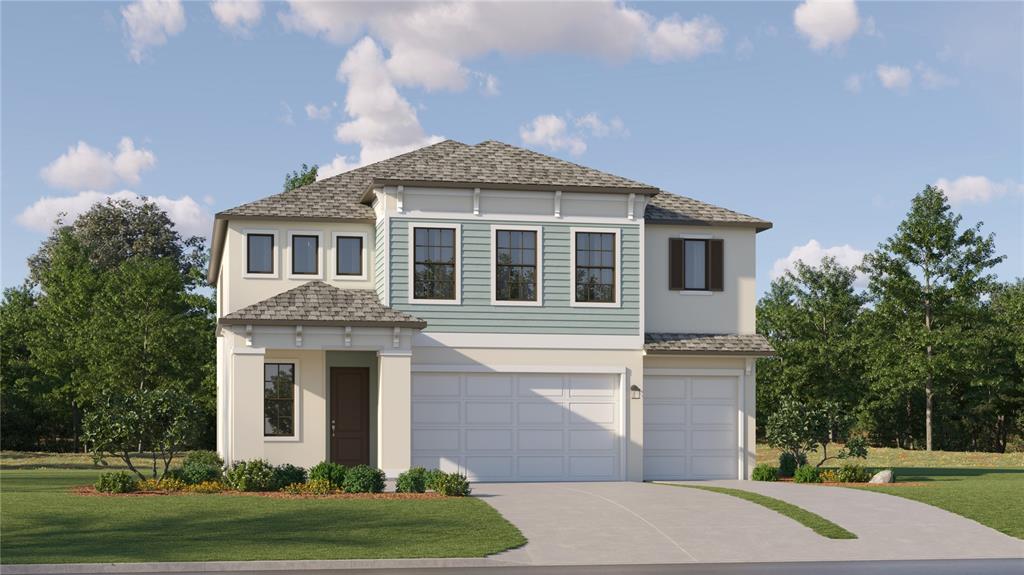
xmin=396 ymin=185 xmax=404 ymax=213
xmin=627 ymin=192 xmax=636 ymax=220
xmin=295 ymin=325 xmax=303 ymax=347
xmin=393 ymin=327 xmax=401 ymax=348
xmin=473 ymin=187 xmax=481 ymax=216
xmin=344 ymin=326 xmax=352 ymax=347
xmin=554 ymin=190 xmax=562 ymax=218
xmin=245 ymin=324 xmax=253 ymax=347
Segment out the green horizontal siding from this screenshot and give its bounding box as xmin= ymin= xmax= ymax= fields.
xmin=390 ymin=219 xmax=640 ymax=334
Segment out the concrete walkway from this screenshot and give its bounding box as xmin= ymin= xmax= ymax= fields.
xmin=475 ymin=481 xmax=1024 ymax=565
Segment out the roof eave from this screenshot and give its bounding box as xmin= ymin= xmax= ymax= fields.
xmin=644 ymin=349 xmax=775 ymax=357
xmin=206 ymin=218 xmax=229 ymax=286
xmin=645 ymin=219 xmax=773 ymax=233
xmin=360 ymin=178 xmax=660 ymax=204
xmin=218 ymin=318 xmax=428 ymax=330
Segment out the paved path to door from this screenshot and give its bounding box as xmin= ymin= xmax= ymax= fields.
xmin=474 ymin=481 xmax=1024 ymax=565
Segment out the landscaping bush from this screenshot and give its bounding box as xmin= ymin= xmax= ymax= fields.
xmin=95 ymin=471 xmax=138 ymax=493
xmin=424 ymin=468 xmax=447 ymax=491
xmin=224 ymin=459 xmax=278 ymax=491
xmin=309 ymin=461 xmax=347 ymax=489
xmin=396 ymin=467 xmax=428 ymax=493
xmin=180 ymin=450 xmax=224 ymax=485
xmin=185 ymin=481 xmax=224 ymax=493
xmin=751 ymin=463 xmax=778 ymax=482
xmin=778 ymin=452 xmax=807 ymax=477
xmin=139 ymin=477 xmax=187 ymax=491
xmin=793 ymin=464 xmax=822 ymax=484
xmin=342 ymin=464 xmax=385 ymax=493
xmin=283 ymin=479 xmax=335 ymax=495
xmin=434 ymin=472 xmax=472 ymax=496
xmin=274 ymin=464 xmax=307 ymax=487
xmin=820 ymin=469 xmax=840 ymax=483
xmin=835 ymin=463 xmax=872 ymax=483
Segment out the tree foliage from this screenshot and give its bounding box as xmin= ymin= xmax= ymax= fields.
xmin=284 ymin=163 xmax=318 ymax=191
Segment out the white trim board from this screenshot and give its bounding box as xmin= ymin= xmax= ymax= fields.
xmin=330 ymin=231 xmax=368 ymax=281
xmin=406 ymin=221 xmax=462 ymax=305
xmin=414 ymin=332 xmax=642 ymax=350
xmin=242 ymin=229 xmax=280 ymax=279
xmin=489 ymin=224 xmax=543 ymax=307
xmin=286 ymin=230 xmax=324 ymax=280
xmin=569 ymin=226 xmax=622 ymax=308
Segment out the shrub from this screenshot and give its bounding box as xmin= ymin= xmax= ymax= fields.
xmin=778 ymin=452 xmax=807 ymax=477
xmin=820 ymin=469 xmax=840 ymax=483
xmin=185 ymin=481 xmax=224 ymax=493
xmin=95 ymin=471 xmax=138 ymax=493
xmin=396 ymin=467 xmax=428 ymax=493
xmin=342 ymin=464 xmax=385 ymax=493
xmin=180 ymin=450 xmax=224 ymax=485
xmin=283 ymin=479 xmax=335 ymax=495
xmin=433 ymin=472 xmax=471 ymax=496
xmin=751 ymin=464 xmax=778 ymax=482
xmin=835 ymin=463 xmax=871 ymax=483
xmin=793 ymin=464 xmax=822 ymax=484
xmin=274 ymin=464 xmax=307 ymax=487
xmin=424 ymin=468 xmax=447 ymax=491
xmin=309 ymin=461 xmax=347 ymax=488
xmin=224 ymin=459 xmax=278 ymax=491
xmin=139 ymin=477 xmax=187 ymax=491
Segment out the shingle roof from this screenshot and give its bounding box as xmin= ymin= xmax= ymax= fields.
xmin=645 ymin=333 xmax=774 ymax=355
xmin=645 ymin=193 xmax=772 ymax=231
xmin=370 ymin=140 xmax=658 ymax=194
xmin=220 ymin=282 xmax=427 ymax=328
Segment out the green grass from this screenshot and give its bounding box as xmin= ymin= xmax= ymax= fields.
xmin=0 ymin=450 xmax=182 ymax=470
xmin=0 ymin=468 xmax=526 ymax=564
xmin=663 ymin=484 xmax=857 ymax=540
xmin=851 ymin=468 xmax=1024 ymax=540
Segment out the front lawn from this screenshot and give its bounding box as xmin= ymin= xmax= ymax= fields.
xmin=0 ymin=468 xmax=526 ymax=564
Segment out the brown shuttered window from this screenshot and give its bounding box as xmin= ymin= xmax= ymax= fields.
xmin=709 ymin=239 xmax=724 ymax=292
xmin=669 ymin=238 xmax=684 ymax=290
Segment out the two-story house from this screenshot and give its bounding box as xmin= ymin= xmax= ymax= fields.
xmin=209 ymin=140 xmax=773 ymax=482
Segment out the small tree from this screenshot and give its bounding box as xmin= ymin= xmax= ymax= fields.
xmin=284 ymin=163 xmax=318 ymax=191
xmin=766 ymin=399 xmax=867 ymax=468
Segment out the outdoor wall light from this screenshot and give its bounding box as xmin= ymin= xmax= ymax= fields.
xmin=630 ymin=384 xmax=642 ymax=400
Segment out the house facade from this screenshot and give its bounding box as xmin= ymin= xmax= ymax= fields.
xmin=209 ymin=140 xmax=773 ymax=482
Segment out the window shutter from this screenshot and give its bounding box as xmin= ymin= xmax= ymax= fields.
xmin=709 ymin=239 xmax=724 ymax=291
xmin=669 ymin=238 xmax=683 ymax=290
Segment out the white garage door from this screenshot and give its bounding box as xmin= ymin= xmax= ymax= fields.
xmin=411 ymin=371 xmax=622 ymax=482
xmin=644 ymin=375 xmax=739 ymax=480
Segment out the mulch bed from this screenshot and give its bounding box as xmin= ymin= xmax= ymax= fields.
xmin=775 ymin=478 xmax=927 ymax=487
xmin=73 ymin=486 xmax=447 ymax=499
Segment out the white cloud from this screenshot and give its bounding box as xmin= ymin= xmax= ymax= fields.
xmin=520 ymin=115 xmax=587 ymax=156
xmin=862 ymin=16 xmax=880 ymax=38
xmin=210 ymin=0 xmax=263 ymax=34
xmin=122 ymin=0 xmax=186 ymax=63
xmin=646 ymin=15 xmax=725 ymax=61
xmin=16 ymin=190 xmax=212 ymax=238
xmin=844 ymin=74 xmax=863 ymax=93
xmin=575 ymin=113 xmax=627 ymax=138
xmin=304 ymin=103 xmax=332 ymax=120
xmin=793 ymin=0 xmax=860 ymax=51
xmin=317 ymin=154 xmax=360 ymax=180
xmin=916 ymin=63 xmax=958 ymax=90
xmin=474 ymin=72 xmax=500 ymax=96
xmin=772 ymin=240 xmax=867 ymax=288
xmin=40 ymin=138 xmax=156 ymax=191
xmin=934 ymin=176 xmax=1024 ymax=205
xmin=877 ymin=64 xmax=911 ymax=90
xmin=735 ymin=37 xmax=754 ymax=61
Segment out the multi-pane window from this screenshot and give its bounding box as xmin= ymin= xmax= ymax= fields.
xmin=264 ymin=363 xmax=295 ymax=437
xmin=684 ymin=239 xmax=708 ymax=290
xmin=575 ymin=231 xmax=616 ymax=303
xmin=247 ymin=234 xmax=274 ymax=274
xmin=495 ymin=230 xmax=537 ymax=302
xmin=291 ymin=235 xmax=319 ymax=275
xmin=413 ymin=227 xmax=456 ymax=300
xmin=336 ymin=236 xmax=363 ymax=276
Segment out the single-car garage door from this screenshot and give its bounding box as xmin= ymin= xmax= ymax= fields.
xmin=644 ymin=374 xmax=739 ymax=480
xmin=411 ymin=371 xmax=622 ymax=482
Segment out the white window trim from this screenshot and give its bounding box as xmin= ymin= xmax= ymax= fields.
xmin=490 ymin=224 xmax=543 ymax=307
xmin=570 ymin=226 xmax=621 ymax=308
xmin=407 ymin=222 xmax=461 ymax=305
xmin=331 ymin=232 xmax=368 ymax=281
xmin=263 ymin=359 xmax=301 ymax=442
xmin=286 ymin=231 xmax=324 ymax=280
xmin=242 ymin=229 xmax=279 ymax=279
xmin=676 ymin=232 xmax=714 ymax=295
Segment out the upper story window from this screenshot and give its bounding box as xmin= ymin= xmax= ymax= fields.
xmin=669 ymin=237 xmax=724 ymax=292
xmin=495 ymin=229 xmax=538 ymax=303
xmin=412 ymin=226 xmax=458 ymax=302
xmin=291 ymin=234 xmax=320 ymax=276
xmin=247 ymin=233 xmax=274 ymax=274
xmin=264 ymin=363 xmax=295 ymax=438
xmin=335 ymin=235 xmax=363 ymax=277
xmin=573 ymin=230 xmax=618 ymax=305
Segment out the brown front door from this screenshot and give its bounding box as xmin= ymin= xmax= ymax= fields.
xmin=329 ymin=367 xmax=370 ymax=467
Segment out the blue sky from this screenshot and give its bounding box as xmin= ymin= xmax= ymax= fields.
xmin=2 ymin=1 xmax=1021 ymax=294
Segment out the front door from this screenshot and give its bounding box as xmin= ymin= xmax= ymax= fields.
xmin=330 ymin=367 xmax=370 ymax=467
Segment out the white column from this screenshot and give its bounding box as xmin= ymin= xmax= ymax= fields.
xmin=377 ymin=352 xmax=412 ymax=477
xmin=229 ymin=347 xmax=266 ymax=463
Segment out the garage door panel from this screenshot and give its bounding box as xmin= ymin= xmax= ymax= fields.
xmin=412 ymin=375 xmax=460 ymax=397
xmin=646 ymin=403 xmax=685 ymax=423
xmin=691 ymin=404 xmax=734 ymax=425
xmin=692 ymin=429 xmax=736 ymax=450
xmin=413 ymin=370 xmax=621 ymax=482
xmin=466 ymin=402 xmax=514 ymax=424
xmin=644 ymin=456 xmax=685 ymax=479
xmin=644 ymin=429 xmax=685 ymax=451
xmin=692 ymin=377 xmax=738 ymax=399
xmin=466 ymin=429 xmax=513 ymax=451
xmin=412 ymin=455 xmax=462 ymax=473
xmin=691 ymin=455 xmax=737 ymax=478
xmin=644 ymin=377 xmax=686 ymax=399
xmin=412 ymin=402 xmax=460 ymax=424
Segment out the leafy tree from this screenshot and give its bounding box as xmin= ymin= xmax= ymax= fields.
xmin=755 ymin=257 xmax=866 ymax=434
xmin=284 ymin=163 xmax=318 ymax=191
xmin=766 ymin=399 xmax=868 ymax=468
xmin=971 ymin=280 xmax=1024 ymax=451
xmin=860 ymin=186 xmax=1004 ymax=450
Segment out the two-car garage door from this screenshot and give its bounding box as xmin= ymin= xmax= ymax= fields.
xmin=643 ymin=374 xmax=740 ymax=480
xmin=411 ymin=371 xmax=622 ymax=482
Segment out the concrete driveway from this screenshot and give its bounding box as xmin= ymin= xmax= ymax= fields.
xmin=473 ymin=481 xmax=1024 ymax=565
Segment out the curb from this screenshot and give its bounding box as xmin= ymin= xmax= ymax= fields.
xmin=0 ymin=558 xmax=516 ymax=575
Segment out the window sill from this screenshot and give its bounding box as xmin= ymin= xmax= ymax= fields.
xmin=491 ymin=299 xmax=544 ymax=307
xmin=332 ymin=274 xmax=368 ymax=281
xmin=264 ymin=435 xmax=301 ymax=443
xmin=287 ymin=273 xmax=324 ymax=281
xmin=569 ymin=301 xmax=621 ymax=308
xmin=243 ymin=272 xmax=279 ymax=279
xmin=408 ymin=298 xmax=462 ymax=305
xmin=677 ymin=290 xmax=714 ymax=296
